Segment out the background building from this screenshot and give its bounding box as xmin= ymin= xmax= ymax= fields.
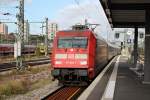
xmin=112 ymin=29 xmax=145 ymax=47
xmin=0 ymin=23 xmax=8 ymax=35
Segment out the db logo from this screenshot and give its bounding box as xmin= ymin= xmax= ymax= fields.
xmin=68 ymin=54 xmax=74 ymax=59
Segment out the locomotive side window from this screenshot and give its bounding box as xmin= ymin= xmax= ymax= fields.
xmin=58 ymin=37 xmax=88 ymax=48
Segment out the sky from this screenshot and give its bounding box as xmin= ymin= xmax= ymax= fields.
xmin=0 ymin=0 xmax=112 ymax=39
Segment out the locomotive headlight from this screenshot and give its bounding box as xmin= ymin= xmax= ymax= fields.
xmin=75 ymin=54 xmax=88 ymax=59
xmin=55 ymin=54 xmax=67 ymax=59
xmin=80 ymin=61 xmax=87 ymax=65
xmin=55 ymin=61 xmax=62 ymax=64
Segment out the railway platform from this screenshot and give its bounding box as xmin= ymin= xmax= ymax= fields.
xmin=78 ymin=56 xmax=150 ymax=100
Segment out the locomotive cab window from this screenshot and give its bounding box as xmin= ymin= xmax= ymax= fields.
xmin=58 ymin=37 xmax=88 ymax=48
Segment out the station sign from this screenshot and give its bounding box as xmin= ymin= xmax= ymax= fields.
xmin=14 ymin=41 xmax=21 ymax=58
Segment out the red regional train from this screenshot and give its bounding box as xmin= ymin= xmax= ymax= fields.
xmin=51 ymin=25 xmax=120 ymax=85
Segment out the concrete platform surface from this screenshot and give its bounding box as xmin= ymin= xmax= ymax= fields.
xmin=113 ymin=56 xmax=150 ymax=100
xmin=79 ymin=56 xmax=150 ymax=100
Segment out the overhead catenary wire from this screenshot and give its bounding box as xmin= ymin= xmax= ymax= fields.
xmin=74 ymin=0 xmax=79 ymax=5
xmin=73 ymin=0 xmax=91 ymax=21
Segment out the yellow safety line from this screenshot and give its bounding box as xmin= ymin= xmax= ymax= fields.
xmin=67 ymin=88 xmax=81 ymax=100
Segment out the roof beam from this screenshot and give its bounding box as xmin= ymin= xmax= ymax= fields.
xmin=111 ymin=3 xmax=150 ymax=10
xmin=113 ymin=22 xmax=145 ymax=28
xmin=99 ymin=0 xmax=149 ymax=27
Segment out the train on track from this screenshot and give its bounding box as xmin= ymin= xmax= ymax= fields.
xmin=51 ymin=25 xmax=120 ymax=85
xmin=0 ymin=43 xmax=50 ymax=56
xmin=0 ymin=44 xmax=36 ymax=55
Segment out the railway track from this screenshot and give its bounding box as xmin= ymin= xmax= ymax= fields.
xmin=43 ymin=86 xmax=84 ymax=100
xmin=0 ymin=58 xmax=51 ymax=72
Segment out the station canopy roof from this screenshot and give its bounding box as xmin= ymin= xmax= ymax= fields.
xmin=100 ymin=0 xmax=150 ymax=28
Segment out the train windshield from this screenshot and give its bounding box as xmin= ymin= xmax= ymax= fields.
xmin=58 ymin=37 xmax=88 ymax=48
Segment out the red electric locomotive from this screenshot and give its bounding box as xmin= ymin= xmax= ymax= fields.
xmin=51 ymin=25 xmax=119 ymax=85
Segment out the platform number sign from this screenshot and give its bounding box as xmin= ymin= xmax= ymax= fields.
xmin=115 ymin=33 xmax=120 ymax=39
xmin=127 ymin=39 xmax=132 ymax=44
